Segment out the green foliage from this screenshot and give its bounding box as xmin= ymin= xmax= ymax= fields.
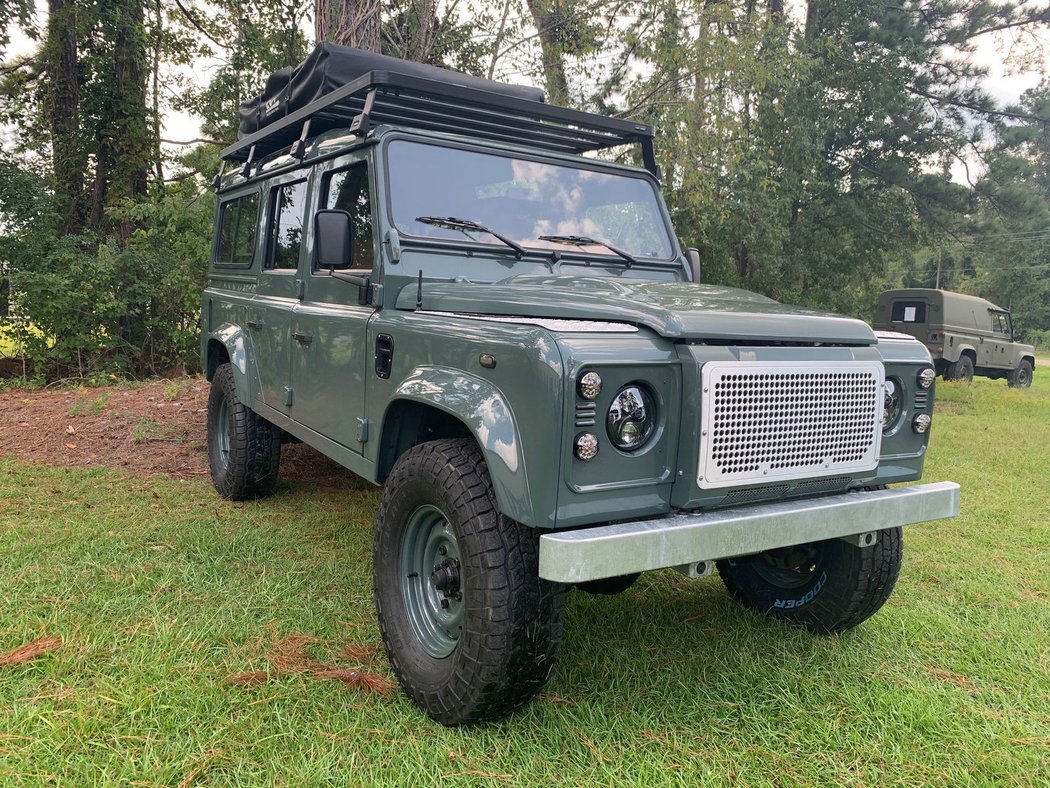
xmin=1 ymin=165 xmax=213 ymax=379
xmin=171 ymin=0 xmax=310 ymax=143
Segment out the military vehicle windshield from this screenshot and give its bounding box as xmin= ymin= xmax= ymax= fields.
xmin=386 ymin=139 xmax=675 ymax=260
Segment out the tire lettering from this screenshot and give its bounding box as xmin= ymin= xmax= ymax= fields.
xmin=772 ymin=570 xmax=828 ymax=609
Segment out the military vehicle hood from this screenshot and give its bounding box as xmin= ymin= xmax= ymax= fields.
xmin=395 ymin=275 xmax=876 ymax=344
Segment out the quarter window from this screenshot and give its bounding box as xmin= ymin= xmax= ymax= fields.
xmin=268 ymin=180 xmax=308 ymax=270
xmin=323 ymin=163 xmax=373 ymax=269
xmin=215 ymin=193 xmax=259 ymax=266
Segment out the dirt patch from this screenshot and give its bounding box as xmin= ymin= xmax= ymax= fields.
xmin=0 ymin=376 xmax=359 ymax=490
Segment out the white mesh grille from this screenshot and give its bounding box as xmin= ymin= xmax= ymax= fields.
xmin=697 ymin=361 xmax=883 ymax=489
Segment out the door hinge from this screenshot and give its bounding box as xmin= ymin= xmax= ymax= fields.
xmin=284 ymin=386 xmax=294 ymax=406
xmin=357 ymin=418 xmax=370 ymax=443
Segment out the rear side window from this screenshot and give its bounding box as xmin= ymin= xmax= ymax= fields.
xmin=891 ymin=301 xmax=926 ymax=323
xmin=268 ymin=180 xmax=308 ymax=270
xmin=215 ymin=193 xmax=259 ymax=267
xmin=324 ymin=163 xmax=373 ymax=269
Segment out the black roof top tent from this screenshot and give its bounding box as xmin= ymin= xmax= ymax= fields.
xmin=219 ymin=43 xmax=659 ymax=179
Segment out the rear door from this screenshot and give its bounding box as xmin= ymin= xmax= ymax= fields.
xmin=887 ymin=297 xmax=929 ymax=341
xmin=252 ymin=175 xmax=311 ymax=413
xmin=290 ymin=155 xmax=377 ymax=452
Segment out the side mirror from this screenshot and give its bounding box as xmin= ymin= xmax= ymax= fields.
xmin=686 ymin=248 xmax=702 ymax=283
xmin=315 ymin=209 xmax=353 ymax=270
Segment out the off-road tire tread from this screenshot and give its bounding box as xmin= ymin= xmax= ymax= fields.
xmin=374 ymin=439 xmax=565 ymax=725
xmin=207 ymin=363 xmax=281 ymax=500
xmin=717 ymin=525 xmax=902 ymax=634
xmin=1008 ymin=359 xmax=1033 ymax=388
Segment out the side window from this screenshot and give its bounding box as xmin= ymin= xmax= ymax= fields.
xmin=268 ymin=180 xmax=308 ymax=270
xmin=215 ymin=193 xmax=259 ymax=266
xmin=890 ymin=301 xmax=926 ymax=323
xmin=323 ymin=163 xmax=373 ymax=269
xmin=992 ymin=313 xmax=1010 ymax=334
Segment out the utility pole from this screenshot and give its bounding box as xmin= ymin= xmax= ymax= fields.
xmin=935 ymin=247 xmax=942 ymax=289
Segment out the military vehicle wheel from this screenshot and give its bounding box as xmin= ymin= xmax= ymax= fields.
xmin=206 ymin=362 xmax=281 ymax=500
xmin=948 ymin=355 xmax=974 ymax=383
xmin=716 ymin=527 xmax=902 ymax=634
xmin=1008 ymin=359 xmax=1033 ymax=388
xmin=577 ymin=573 xmax=640 ymax=596
xmin=373 ymin=438 xmax=565 ymax=725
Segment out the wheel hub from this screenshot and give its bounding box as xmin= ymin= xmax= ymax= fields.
xmin=400 ymin=505 xmax=465 ymax=658
xmin=430 ymin=558 xmax=461 ymax=598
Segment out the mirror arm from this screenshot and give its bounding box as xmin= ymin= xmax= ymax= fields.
xmin=331 ymin=270 xmax=372 ymax=306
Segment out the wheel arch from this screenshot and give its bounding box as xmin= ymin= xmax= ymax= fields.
xmin=204 ymin=323 xmax=262 ymax=405
xmin=377 ymin=367 xmax=536 ymax=527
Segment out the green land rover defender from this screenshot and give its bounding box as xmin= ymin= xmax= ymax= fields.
xmin=202 ymin=44 xmax=959 ymax=724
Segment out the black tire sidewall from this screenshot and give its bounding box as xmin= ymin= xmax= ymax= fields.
xmin=373 ymin=472 xmax=480 ymax=693
xmin=373 ymin=439 xmax=565 ymax=724
xmin=206 ymin=364 xmax=239 ymax=495
xmin=206 ymin=362 xmax=280 ymax=500
xmin=1010 ymin=360 xmax=1033 ymax=388
xmin=718 ymin=526 xmax=903 ymax=634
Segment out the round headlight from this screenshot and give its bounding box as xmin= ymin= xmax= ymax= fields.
xmin=913 ymin=413 xmax=932 ymax=434
xmin=883 ymin=378 xmax=903 ymax=432
xmin=606 ymin=384 xmax=657 ymax=451
xmin=574 ymin=432 xmax=599 ymax=460
xmin=578 ymin=371 xmax=603 ymax=400
xmin=918 ymin=368 xmax=936 ymax=389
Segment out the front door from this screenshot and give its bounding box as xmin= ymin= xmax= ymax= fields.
xmin=291 ymin=156 xmax=376 ymax=452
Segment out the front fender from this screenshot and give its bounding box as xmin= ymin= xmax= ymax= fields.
xmin=388 ymin=366 xmax=534 ymax=527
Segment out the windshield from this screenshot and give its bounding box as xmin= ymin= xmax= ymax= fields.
xmin=386 ymin=139 xmax=674 ymax=260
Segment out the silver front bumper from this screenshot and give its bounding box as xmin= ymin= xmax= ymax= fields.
xmin=538 ymin=482 xmax=960 ymax=583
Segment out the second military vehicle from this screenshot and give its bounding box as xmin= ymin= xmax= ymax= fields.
xmin=875 ymin=288 xmax=1035 ymax=386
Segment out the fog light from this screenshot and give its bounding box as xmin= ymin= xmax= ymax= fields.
xmin=918 ymin=368 xmax=935 ymax=389
xmin=574 ymin=432 xmax=599 ymax=460
xmin=577 ymin=372 xmax=603 ymax=400
xmin=913 ymin=413 xmax=932 ymax=434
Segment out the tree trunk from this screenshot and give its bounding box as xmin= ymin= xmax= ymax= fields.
xmin=89 ymin=0 xmax=150 ymax=238
xmin=525 ymin=0 xmax=570 ymax=105
xmin=44 ymin=0 xmax=86 ymax=233
xmin=315 ymin=0 xmax=382 ymax=51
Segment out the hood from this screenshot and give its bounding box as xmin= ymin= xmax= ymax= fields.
xmin=395 ymin=275 xmax=876 ymax=344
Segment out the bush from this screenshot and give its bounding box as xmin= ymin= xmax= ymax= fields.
xmin=3 ymin=173 xmax=213 ymax=380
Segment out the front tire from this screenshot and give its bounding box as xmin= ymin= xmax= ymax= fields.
xmin=716 ymin=527 xmax=902 ymax=634
xmin=374 ymin=439 xmax=565 ymax=725
xmin=948 ymin=355 xmax=974 ymax=383
xmin=206 ymin=362 xmax=281 ymax=500
xmin=1009 ymin=359 xmax=1033 ymax=388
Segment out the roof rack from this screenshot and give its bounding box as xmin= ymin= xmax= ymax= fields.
xmin=219 ymin=70 xmax=659 ymax=178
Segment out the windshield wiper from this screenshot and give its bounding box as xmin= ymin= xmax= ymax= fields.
xmin=537 ymin=235 xmax=636 ymax=268
xmin=415 ymin=216 xmax=526 ymax=259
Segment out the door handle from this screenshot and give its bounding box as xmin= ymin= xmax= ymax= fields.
xmin=293 ymin=331 xmax=313 ymax=346
xmin=246 ymin=319 xmax=263 ymax=330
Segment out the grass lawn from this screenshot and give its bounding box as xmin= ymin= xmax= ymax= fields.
xmin=1 ymin=377 xmax=1048 ymax=786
